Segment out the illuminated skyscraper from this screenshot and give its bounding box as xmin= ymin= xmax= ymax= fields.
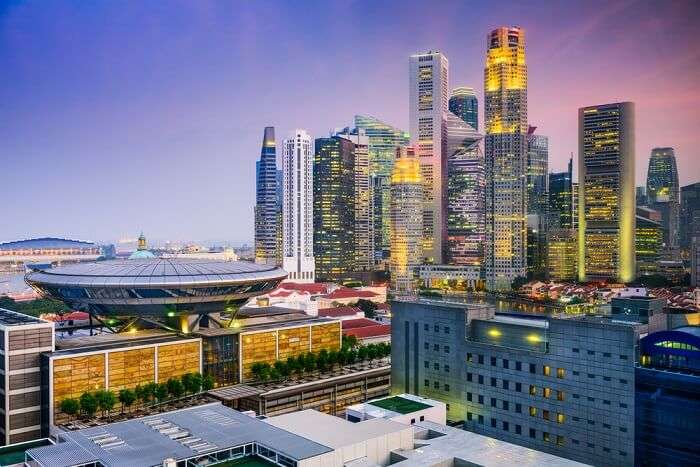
xmin=526 ymin=126 xmax=548 ymax=276
xmin=680 ymin=182 xmax=700 ymax=256
xmin=547 ymin=229 xmax=577 ymax=281
xmin=336 ymin=129 xmax=372 ymax=272
xmin=578 ymin=102 xmax=636 ymax=283
xmin=255 ymin=127 xmax=280 ymax=265
xmin=636 ymin=207 xmax=663 ymax=276
xmin=354 ymin=115 xmax=410 ymax=265
xmin=313 ymin=136 xmax=355 ymax=281
xmin=282 ymin=129 xmax=315 ymax=282
xmin=445 ymin=112 xmax=485 ymax=266
xmin=390 ymin=147 xmax=423 ymax=294
xmin=547 ymin=158 xmax=576 ymax=281
xmin=646 ymin=147 xmax=680 ymax=253
xmin=409 ymin=51 xmax=449 ymax=264
xmin=449 ymin=87 xmax=478 ymax=131
xmin=483 ymin=26 xmax=528 ymax=290
xmin=548 ymin=158 xmax=574 ymax=229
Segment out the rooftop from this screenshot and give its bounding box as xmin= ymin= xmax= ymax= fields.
xmin=26 ymin=403 xmax=332 ymax=467
xmin=0 ymin=308 xmax=48 ymax=327
xmin=322 ymin=287 xmax=378 ymax=300
xmin=0 ymin=237 xmax=96 ymax=250
xmin=53 ymin=330 xmax=195 ymax=354
xmin=367 ymin=395 xmax=432 ymax=415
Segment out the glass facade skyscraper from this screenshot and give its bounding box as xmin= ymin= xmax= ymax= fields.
xmin=548 ymin=158 xmax=573 ymax=229
xmin=547 ymin=158 xmax=576 ymax=281
xmin=254 ymin=127 xmax=280 ymax=265
xmin=313 ymin=136 xmax=356 ymax=281
xmin=484 ymin=27 xmax=528 ymax=290
xmin=449 ymin=87 xmax=478 ymax=131
xmin=680 ymin=182 xmax=700 ymax=256
xmin=526 ymin=126 xmax=548 ymax=277
xmin=578 ymin=102 xmax=636 ymax=283
xmin=646 ymin=147 xmax=680 ymax=253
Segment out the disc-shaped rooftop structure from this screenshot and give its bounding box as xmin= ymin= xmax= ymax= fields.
xmin=26 ymin=258 xmax=287 ymax=318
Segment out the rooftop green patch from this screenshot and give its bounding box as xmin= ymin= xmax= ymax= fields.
xmin=368 ymin=396 xmax=431 ymax=414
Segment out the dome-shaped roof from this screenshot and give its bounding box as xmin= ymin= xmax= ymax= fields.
xmin=128 ymin=250 xmax=156 ymax=260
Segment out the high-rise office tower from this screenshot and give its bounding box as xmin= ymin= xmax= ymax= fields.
xmin=636 ymin=186 xmax=648 ymax=207
xmin=313 ymin=136 xmax=356 ymax=281
xmin=445 ymin=112 xmax=485 ymax=266
xmin=646 ymin=147 xmax=680 ymax=253
xmin=336 ymin=128 xmax=372 ymax=272
xmin=390 ymin=147 xmax=423 ymax=294
xmin=282 ymin=129 xmax=315 ymax=282
xmin=275 ymin=169 xmax=283 ymax=265
xmin=636 ymin=207 xmax=663 ymax=276
xmin=484 ymin=26 xmax=528 ymax=290
xmin=354 ymin=115 xmax=410 ymax=265
xmin=526 ymin=126 xmax=549 ymax=276
xmin=449 ymin=87 xmax=478 ymax=131
xmin=680 ymin=182 xmax=700 ymax=256
xmin=547 ymin=158 xmax=576 ymax=281
xmin=254 ymin=127 xmax=280 ymax=265
xmin=578 ymin=102 xmax=636 ymax=283
xmin=409 ymin=51 xmax=449 ymax=264
xmin=548 ymin=158 xmax=574 ymax=229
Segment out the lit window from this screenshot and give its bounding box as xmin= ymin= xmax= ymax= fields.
xmin=557 ymin=368 xmax=565 ymax=379
xmin=543 ymin=365 xmax=551 ymax=376
xmin=557 ymin=391 xmax=564 ymax=401
xmin=543 ymin=432 xmax=550 ymax=442
xmin=556 ymin=435 xmax=565 ymax=446
xmin=557 ymin=413 xmax=565 ymax=424
xmin=529 ymin=406 xmax=537 ymax=417
xmin=529 ymin=385 xmax=537 ymax=395
xmin=543 ymin=387 xmax=551 ymax=398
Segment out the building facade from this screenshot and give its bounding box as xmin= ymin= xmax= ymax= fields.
xmin=391 ymin=299 xmax=637 ymax=466
xmin=313 ymin=136 xmax=356 ymax=281
xmin=484 ymin=27 xmax=528 ymax=290
xmin=354 ymin=115 xmax=410 ymax=266
xmin=680 ymin=182 xmax=700 ymax=257
xmin=409 ymin=51 xmax=449 ymax=264
xmin=448 ymin=86 xmax=478 ymax=131
xmin=636 ymin=207 xmax=663 ymax=276
xmin=254 ymin=127 xmax=280 ymax=265
xmin=646 ymin=147 xmax=680 ymax=255
xmin=548 ymin=158 xmax=574 ymax=229
xmin=546 ymin=229 xmax=577 ymax=281
xmin=390 ymin=147 xmax=424 ymax=294
xmin=578 ymin=102 xmax=636 ymax=283
xmin=282 ymin=129 xmax=315 ymax=282
xmin=526 ymin=127 xmax=548 ymax=277
xmin=547 ymin=158 xmax=576 ymax=280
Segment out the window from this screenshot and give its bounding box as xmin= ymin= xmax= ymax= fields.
xmin=410 ymin=418 xmax=415 ymax=424
xmin=529 ymin=406 xmax=537 ymax=417
xmin=573 ymin=394 xmax=579 ymax=399
xmin=542 ymin=432 xmax=550 ymax=442
xmin=444 ymin=365 xmax=450 ymax=373
xmin=478 ymin=354 xmax=484 ymax=364
xmin=620 ymin=378 xmax=628 ymax=384
xmin=420 ymin=415 xmax=425 ymax=422
xmin=529 ymin=385 xmax=537 ymax=395
xmin=467 ymin=353 xmax=473 ymax=363
xmin=503 ymin=421 xmax=509 ymax=431
xmin=603 ymin=400 xmax=610 ymax=405
xmin=515 ymin=424 xmax=522 ymax=435
xmin=557 ymin=391 xmax=564 ymax=401
xmin=424 ymin=379 xmax=429 ymax=387
xmin=491 ymin=356 xmax=497 ymax=366
xmin=424 ymin=323 xmax=429 ymax=331
xmin=503 ymin=380 xmax=509 ymax=390
xmin=490 ymin=377 xmax=497 ymax=387
xmin=587 ymin=350 xmax=594 ymax=356
xmin=434 ymin=381 xmax=439 ymax=389
xmin=491 ymin=418 xmax=497 ymax=428
xmin=603 ymin=352 xmax=611 ymax=357
xmin=491 ymin=398 xmax=496 ymax=407
xmin=433 ymin=344 xmax=439 ymax=351
xmin=467 ymin=372 xmax=473 ymax=382
xmin=478 ymin=395 xmax=484 ymax=405
xmin=620 ymin=451 xmax=627 ymax=457
xmin=543 ymin=365 xmax=551 ymax=376
xmin=444 ymin=384 xmax=450 ymax=391
xmin=620 ymin=355 xmax=628 ymax=360
xmin=467 ymin=412 xmax=472 ymax=421
xmin=529 ymin=363 xmax=536 ymax=373
xmin=572 ymin=348 xmax=579 ymax=353
xmin=620 ymin=403 xmax=628 ymax=408
xmin=434 ymin=363 xmax=440 ymax=370
xmin=556 ymin=435 xmax=565 ymax=446
xmin=587 ymin=397 xmax=594 ymax=402
xmin=434 ymin=325 xmax=439 ymax=332
xmin=587 ymin=443 xmax=594 ymax=448
xmin=424 ymin=342 xmax=429 ymax=350
xmin=557 ymin=413 xmax=565 ymax=424
xmin=587 ymin=373 xmax=595 ymax=379
xmin=603 ymin=423 xmax=611 ymax=429
xmin=557 ymin=368 xmax=565 ymax=379
xmin=542 ymin=410 xmax=550 ymax=421
xmin=444 ymin=345 xmax=450 ymax=353
xmin=529 ymin=428 xmax=536 ymax=439
xmin=444 ymin=326 xmax=450 ymax=334
xmin=516 ymin=361 xmax=522 ymax=371
xmin=516 ymin=382 xmax=522 ymax=392
xmin=503 ymin=359 xmax=509 ymax=369
xmin=573 ymin=371 xmax=580 ymax=376
xmin=467 ymin=392 xmax=472 ymax=402
xmin=572 ymin=416 xmax=580 ymax=421
xmin=620 ymin=427 xmax=627 ymax=433
xmin=515 ymin=403 xmax=522 ymax=413
xmin=543 ymin=387 xmax=551 ymax=398
xmin=424 ymin=361 xmax=429 ymax=368
xmin=478 ymin=375 xmax=484 ymax=385
xmin=603 ymin=447 xmax=611 ymax=453
xmin=572 ymin=439 xmax=579 ymax=445
xmin=503 ymin=401 xmax=509 ymax=411
xmin=603 ymin=376 xmax=611 ymax=382
xmin=478 ymin=415 xmax=484 ymax=424
xmin=588 ymin=420 xmax=595 ymax=426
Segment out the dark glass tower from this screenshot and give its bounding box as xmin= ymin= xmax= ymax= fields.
xmin=313 ymin=136 xmax=356 ymax=280
xmin=680 ymin=182 xmax=700 ymax=255
xmin=449 ymin=87 xmax=478 ymax=131
xmin=549 ymin=158 xmax=573 ymax=229
xmin=254 ymin=127 xmax=280 ymax=265
xmin=646 ymin=147 xmax=680 ymax=252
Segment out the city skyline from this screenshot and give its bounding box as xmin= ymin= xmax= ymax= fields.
xmin=2 ymin=0 xmax=699 ymax=242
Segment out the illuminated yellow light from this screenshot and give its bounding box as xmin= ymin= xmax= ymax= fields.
xmin=526 ymin=334 xmax=542 ymax=343
xmin=129 ymin=328 xmax=137 ymax=334
xmin=488 ymin=328 xmax=502 ymax=338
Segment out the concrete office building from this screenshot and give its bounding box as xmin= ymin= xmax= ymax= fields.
xmin=448 ymin=86 xmax=478 ymax=131
xmin=680 ymin=182 xmax=700 ymax=257
xmin=409 ymin=51 xmax=449 ymax=264
xmin=391 ymin=299 xmax=640 ymax=466
xmin=646 ymin=147 xmax=680 ymax=254
xmin=283 ymin=129 xmax=315 ymax=282
xmin=578 ymin=102 xmax=636 ymax=283
xmin=254 ymin=127 xmax=280 ymax=265
xmin=484 ymin=27 xmax=528 ymax=290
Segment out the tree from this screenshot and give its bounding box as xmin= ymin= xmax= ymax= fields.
xmin=316 ymin=352 xmax=328 ymax=372
xmin=118 ymin=389 xmax=136 ymax=413
xmin=511 ymin=276 xmax=528 ymax=291
xmin=202 ymin=374 xmax=215 ymax=391
xmin=337 ymin=349 xmax=348 ymax=366
xmin=342 ymin=334 xmax=359 ymax=350
xmin=60 ymin=398 xmax=80 ymax=420
xmin=183 ymin=372 xmax=203 ymax=394
xmin=286 ymin=356 xmax=301 ymax=375
xmin=365 ymin=344 xmax=378 ymax=360
xmin=274 ymin=360 xmax=290 ymax=378
xmin=357 ymin=346 xmax=368 ymax=361
xmin=80 ymin=392 xmax=98 ymax=418
xmin=268 ymin=367 xmax=281 ymax=381
xmin=95 ymin=390 xmax=116 ymax=418
xmin=154 ymin=383 xmax=169 ymax=403
xmin=302 ymin=352 xmax=316 ymax=373
xmin=346 ymin=349 xmax=358 ymax=364
xmin=356 ymin=299 xmax=378 ymax=319
xmin=327 ymin=350 xmax=339 ymax=369
xmin=166 ymin=378 xmax=185 ymax=398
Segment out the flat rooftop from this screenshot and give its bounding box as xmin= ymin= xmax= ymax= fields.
xmin=368 ymin=395 xmax=432 ymax=415
xmin=391 ymin=421 xmax=588 ymax=467
xmin=26 ymin=403 xmax=332 ymax=467
xmin=194 ymin=316 xmax=339 ymax=337
xmin=0 ymin=308 xmax=48 ymax=327
xmin=52 ymin=330 xmax=196 ymax=355
xmin=491 ymin=314 xmax=549 ymax=329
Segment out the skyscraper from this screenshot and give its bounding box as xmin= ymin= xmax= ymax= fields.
xmin=354 ymin=115 xmax=410 ymax=265
xmin=548 ymin=158 xmax=574 ymax=229
xmin=390 ymin=147 xmax=423 ymax=294
xmin=336 ymin=129 xmax=372 ymax=272
xmin=448 ymin=86 xmax=478 ymax=131
xmin=275 ymin=169 xmax=283 ymax=265
xmin=409 ymin=51 xmax=449 ymax=264
xmin=313 ymin=136 xmax=356 ymax=281
xmin=282 ymin=129 xmax=315 ymax=282
xmin=526 ymin=126 xmax=549 ymax=276
xmin=646 ymin=147 xmax=680 ymax=253
xmin=484 ymin=26 xmax=528 ymax=290
xmin=578 ymin=102 xmax=636 ymax=283
xmin=547 ymin=158 xmax=576 ymax=281
xmin=445 ymin=112 xmax=485 ymax=266
xmin=680 ymin=182 xmax=700 ymax=256
xmin=636 ymin=207 xmax=663 ymax=276
xmin=254 ymin=127 xmax=280 ymax=265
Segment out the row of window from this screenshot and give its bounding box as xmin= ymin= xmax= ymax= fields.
xmin=572 ymin=347 xmax=629 ymax=360
xmin=424 ymin=342 xmax=450 ymax=353
xmin=424 ymin=379 xmax=450 ymax=392
xmin=466 ymin=413 xmax=628 ymax=457
xmin=467 ymin=353 xmax=565 ymax=378
xmin=424 ymin=323 xmax=451 ymax=334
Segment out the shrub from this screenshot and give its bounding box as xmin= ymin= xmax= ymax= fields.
xmin=60 ymin=398 xmax=80 ymax=419
xmin=202 ymin=374 xmax=215 ymax=391
xmin=166 ymin=378 xmax=185 ymax=398
xmin=80 ymin=392 xmax=98 ymax=418
xmin=118 ymin=389 xmax=136 ymax=413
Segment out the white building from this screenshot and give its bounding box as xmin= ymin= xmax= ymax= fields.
xmin=345 ymin=393 xmax=447 ymax=426
xmin=282 ymin=129 xmax=315 ymax=282
xmin=409 ymin=51 xmax=449 ymax=265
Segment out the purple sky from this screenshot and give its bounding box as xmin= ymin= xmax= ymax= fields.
xmin=2 ymin=0 xmax=699 ymax=244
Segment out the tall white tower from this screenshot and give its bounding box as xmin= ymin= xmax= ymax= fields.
xmin=409 ymin=51 xmax=449 ymax=264
xmin=282 ymin=129 xmax=315 ymax=282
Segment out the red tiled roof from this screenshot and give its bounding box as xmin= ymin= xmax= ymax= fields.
xmin=343 ymin=324 xmax=391 ymax=339
xmin=341 ymin=318 xmax=381 ymax=329
xmin=323 ymin=287 xmax=378 ymax=300
xmin=269 ymin=289 xmax=300 ymax=298
xmin=43 ymin=311 xmax=90 ymax=322
xmin=279 ymin=282 xmax=328 ymax=294
xmin=375 ymin=303 xmax=390 ymax=310
xmin=318 ymin=306 xmax=362 ymax=318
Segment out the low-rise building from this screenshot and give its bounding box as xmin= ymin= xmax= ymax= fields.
xmin=417 ymin=264 xmax=483 ymax=291
xmin=345 ymin=393 xmax=446 ymax=425
xmin=342 ymin=318 xmax=391 ymax=344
